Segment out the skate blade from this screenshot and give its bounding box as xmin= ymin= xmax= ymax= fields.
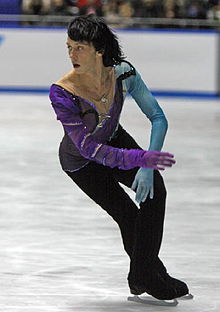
xmin=178 ymin=293 xmax=194 ymax=300
xmin=128 ymin=295 xmax=179 ymax=307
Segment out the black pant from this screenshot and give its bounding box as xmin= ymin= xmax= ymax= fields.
xmin=65 ymin=126 xmax=167 ymax=287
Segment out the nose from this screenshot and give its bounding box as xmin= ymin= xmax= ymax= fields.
xmin=69 ymin=49 xmax=78 ymax=61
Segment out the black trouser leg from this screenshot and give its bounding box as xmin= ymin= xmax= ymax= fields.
xmin=110 ymin=164 xmax=189 ymax=300
xmin=128 ymin=171 xmax=167 ymax=285
xmin=111 ymin=166 xmax=167 ymax=285
xmin=65 ymin=163 xmax=139 ymax=257
xmin=108 ymin=126 xmax=167 ymax=283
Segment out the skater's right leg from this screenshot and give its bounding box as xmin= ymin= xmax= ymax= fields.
xmin=65 ymin=162 xmax=139 ymax=257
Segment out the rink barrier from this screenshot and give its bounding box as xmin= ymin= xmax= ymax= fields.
xmin=0 ymin=87 xmax=219 ymax=99
xmin=0 ymin=28 xmax=219 ymax=98
xmin=0 ymin=34 xmax=4 ymax=44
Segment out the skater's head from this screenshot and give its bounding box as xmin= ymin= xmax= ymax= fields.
xmin=67 ymin=14 xmax=124 ymax=67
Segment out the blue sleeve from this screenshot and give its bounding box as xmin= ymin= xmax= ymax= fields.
xmin=125 ymin=70 xmax=168 ymax=151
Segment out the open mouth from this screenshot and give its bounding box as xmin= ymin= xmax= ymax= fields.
xmin=73 ymin=64 xmax=80 ymax=68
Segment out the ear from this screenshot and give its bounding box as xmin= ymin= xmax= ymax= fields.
xmin=97 ymin=49 xmax=104 ymax=56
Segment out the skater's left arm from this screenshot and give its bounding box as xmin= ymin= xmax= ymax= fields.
xmin=126 ymin=70 xmax=168 ymax=202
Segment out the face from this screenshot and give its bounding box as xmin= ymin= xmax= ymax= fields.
xmin=66 ymin=37 xmax=102 ymax=74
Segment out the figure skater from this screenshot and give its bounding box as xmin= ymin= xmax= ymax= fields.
xmin=49 ymin=14 xmax=190 ymax=303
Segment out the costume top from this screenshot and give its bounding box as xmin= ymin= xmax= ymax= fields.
xmin=49 ymin=61 xmax=168 ymax=172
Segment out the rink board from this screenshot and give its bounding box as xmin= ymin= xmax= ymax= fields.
xmin=0 ymin=27 xmax=219 ymax=96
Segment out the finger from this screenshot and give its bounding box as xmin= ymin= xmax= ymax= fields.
xmin=140 ymin=187 xmax=149 ymax=203
xmin=141 ymin=189 xmax=150 ymax=202
xmin=135 ymin=193 xmax=140 ymax=203
xmin=150 ymin=186 xmax=154 ymax=199
xmin=158 ymin=152 xmax=174 ymax=158
xmin=158 ymin=162 xmax=174 ymax=167
xmin=158 ymin=157 xmax=176 ymax=164
xmin=157 ymin=159 xmax=176 ymax=167
xmin=135 ymin=185 xmax=145 ymax=203
xmin=135 ymin=189 xmax=142 ymax=203
xmin=131 ymin=179 xmax=137 ymax=191
xmin=154 ymin=165 xmax=165 ymax=171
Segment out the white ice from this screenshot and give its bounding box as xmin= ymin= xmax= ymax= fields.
xmin=0 ymin=93 xmax=220 ymax=311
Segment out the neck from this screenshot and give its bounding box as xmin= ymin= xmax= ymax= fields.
xmin=75 ymin=60 xmax=112 ymax=90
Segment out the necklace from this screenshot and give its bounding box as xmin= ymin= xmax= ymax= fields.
xmin=71 ymin=69 xmax=115 ymax=128
xmin=96 ymin=92 xmax=112 ymax=128
xmin=97 ymin=94 xmax=110 ymax=127
xmin=100 ymin=94 xmax=108 ymax=104
xmin=97 ymin=112 xmax=111 ymax=128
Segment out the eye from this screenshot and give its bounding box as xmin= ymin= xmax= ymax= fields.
xmin=77 ymin=46 xmax=84 ymax=51
xmin=67 ymin=45 xmax=72 ymax=51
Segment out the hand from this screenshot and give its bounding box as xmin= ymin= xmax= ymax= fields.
xmin=142 ymin=151 xmax=176 ymax=170
xmin=132 ymin=168 xmax=154 ymax=203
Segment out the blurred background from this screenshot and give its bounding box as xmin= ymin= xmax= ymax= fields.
xmin=0 ymin=0 xmax=220 ymax=28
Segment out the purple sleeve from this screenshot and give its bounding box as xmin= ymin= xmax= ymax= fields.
xmin=49 ymin=85 xmax=148 ymax=170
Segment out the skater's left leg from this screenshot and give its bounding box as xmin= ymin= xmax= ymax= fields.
xmin=114 ymin=167 xmax=189 ymax=300
xmin=113 ymin=168 xmax=167 ymax=277
xmin=109 ymin=126 xmax=189 ymax=299
xmin=109 ymin=128 xmax=168 ymax=278
xmin=109 ymin=126 xmax=166 ymax=260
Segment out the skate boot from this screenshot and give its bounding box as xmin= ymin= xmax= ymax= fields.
xmin=128 ymin=266 xmax=189 ymax=300
xmin=155 ymin=259 xmax=192 ymax=299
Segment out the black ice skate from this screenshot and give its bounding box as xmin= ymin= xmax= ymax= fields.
xmin=128 ymin=269 xmax=193 ymax=306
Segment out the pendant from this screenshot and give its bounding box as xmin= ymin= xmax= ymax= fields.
xmin=97 ymin=113 xmax=111 ymax=128
xmin=100 ymin=95 xmax=108 ymax=104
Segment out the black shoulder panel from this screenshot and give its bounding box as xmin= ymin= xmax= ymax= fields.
xmin=118 ymin=60 xmax=136 ymax=80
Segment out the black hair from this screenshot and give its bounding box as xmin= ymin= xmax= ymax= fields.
xmin=67 ymin=15 xmax=125 ymax=67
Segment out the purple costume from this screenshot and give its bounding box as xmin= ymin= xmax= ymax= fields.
xmin=49 ymin=61 xmax=168 ymax=171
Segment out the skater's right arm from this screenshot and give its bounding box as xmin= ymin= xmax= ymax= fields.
xmin=49 ymin=85 xmax=175 ymax=171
